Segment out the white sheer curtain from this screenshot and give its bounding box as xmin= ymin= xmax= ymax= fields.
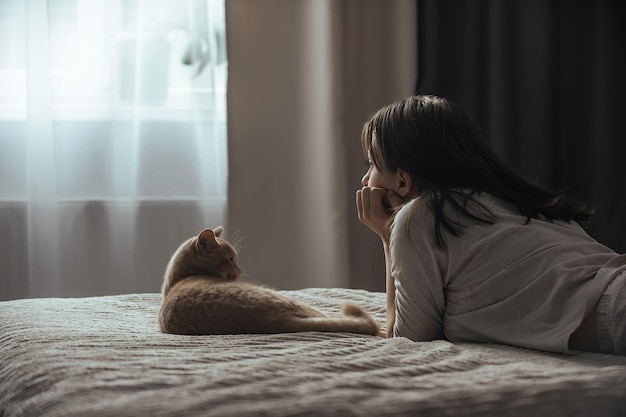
xmin=0 ymin=0 xmax=227 ymax=300
xmin=226 ymin=0 xmax=415 ymax=290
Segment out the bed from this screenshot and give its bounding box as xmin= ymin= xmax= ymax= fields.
xmin=1 ymin=288 xmax=625 ymax=417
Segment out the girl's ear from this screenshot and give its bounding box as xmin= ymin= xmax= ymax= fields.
xmin=396 ymin=169 xmax=414 ymax=198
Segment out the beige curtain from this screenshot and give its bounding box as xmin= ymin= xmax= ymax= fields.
xmin=226 ymin=0 xmax=416 ymax=290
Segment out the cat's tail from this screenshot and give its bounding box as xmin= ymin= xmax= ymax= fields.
xmin=341 ymin=302 xmax=371 ymax=318
xmin=292 ymin=302 xmax=379 ymax=336
xmin=340 ymin=302 xmax=380 ymax=335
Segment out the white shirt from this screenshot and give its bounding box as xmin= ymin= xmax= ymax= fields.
xmin=390 ymin=192 xmax=626 ymax=353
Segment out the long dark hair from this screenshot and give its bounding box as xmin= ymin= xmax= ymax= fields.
xmin=361 ymin=95 xmax=594 ymax=247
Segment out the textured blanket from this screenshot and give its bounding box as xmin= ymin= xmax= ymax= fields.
xmin=1 ymin=288 xmax=625 ymax=417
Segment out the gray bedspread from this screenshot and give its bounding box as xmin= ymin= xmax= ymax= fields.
xmin=1 ymin=288 xmax=625 ymax=417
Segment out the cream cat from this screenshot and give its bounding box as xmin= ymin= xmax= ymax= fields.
xmin=158 ymin=227 xmax=379 ymax=336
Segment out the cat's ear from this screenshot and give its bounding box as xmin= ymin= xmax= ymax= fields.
xmin=197 ymin=229 xmax=220 ymax=251
xmin=214 ymin=226 xmax=224 ymax=237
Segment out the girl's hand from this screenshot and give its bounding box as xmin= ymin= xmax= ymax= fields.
xmin=356 ymin=187 xmax=403 ymax=242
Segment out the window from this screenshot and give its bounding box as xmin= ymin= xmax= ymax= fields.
xmin=0 ymin=0 xmax=227 ymax=121
xmin=0 ymin=0 xmax=228 ymax=299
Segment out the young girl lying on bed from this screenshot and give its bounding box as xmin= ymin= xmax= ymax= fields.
xmin=356 ymin=95 xmax=626 ymax=355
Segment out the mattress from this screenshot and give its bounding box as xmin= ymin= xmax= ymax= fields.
xmin=1 ymin=288 xmax=625 ymax=416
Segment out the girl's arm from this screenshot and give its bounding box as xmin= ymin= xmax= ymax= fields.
xmin=383 ymin=240 xmax=395 ymax=338
xmin=391 ymin=199 xmax=446 ymax=342
xmin=356 ymin=187 xmax=403 ymax=338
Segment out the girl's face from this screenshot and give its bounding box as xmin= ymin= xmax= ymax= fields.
xmin=361 ymin=149 xmax=397 ymax=191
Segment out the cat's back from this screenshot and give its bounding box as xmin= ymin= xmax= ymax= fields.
xmin=164 ymin=277 xmax=268 ymax=306
xmin=159 ymin=277 xmax=320 ymax=335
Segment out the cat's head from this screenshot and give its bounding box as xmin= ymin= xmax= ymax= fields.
xmin=161 ymin=226 xmax=241 ymax=296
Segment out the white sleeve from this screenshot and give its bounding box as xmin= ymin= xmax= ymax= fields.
xmin=390 ymin=200 xmax=446 ymax=342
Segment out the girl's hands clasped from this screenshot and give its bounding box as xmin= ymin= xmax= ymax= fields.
xmin=356 ymin=187 xmax=403 ymax=242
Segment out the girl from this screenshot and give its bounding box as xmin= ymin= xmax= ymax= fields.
xmin=356 ymin=95 xmax=626 ymax=355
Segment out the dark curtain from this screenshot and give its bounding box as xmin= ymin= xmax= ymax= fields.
xmin=416 ymin=0 xmax=626 ymax=252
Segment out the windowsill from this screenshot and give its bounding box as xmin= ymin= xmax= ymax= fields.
xmin=0 ymin=94 xmax=227 ymax=122
xmin=0 ymin=197 xmax=226 ymax=204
